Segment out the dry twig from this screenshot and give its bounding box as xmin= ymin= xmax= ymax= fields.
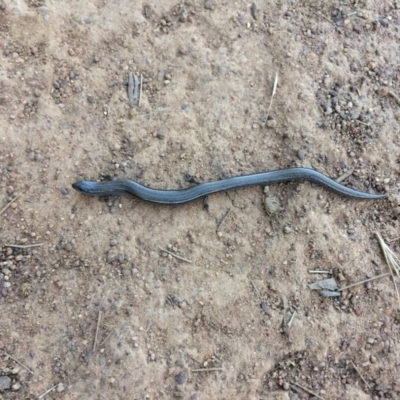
xmin=216 ymin=208 xmax=232 ymax=232
xmin=350 ymin=360 xmax=371 ymax=389
xmin=93 ymin=310 xmax=102 ymax=351
xmin=0 ymin=193 xmax=20 ymax=215
xmin=336 ymin=168 xmax=354 ymax=183
xmin=5 ymin=243 xmax=43 ymax=249
xmin=138 ymin=74 xmax=143 ymax=107
xmin=38 ymin=384 xmax=57 ymax=399
xmin=387 ymin=90 xmax=400 ymax=106
xmin=191 ymin=367 xmax=223 ymax=372
xmin=159 ymin=247 xmax=192 ymax=263
xmin=99 ymin=328 xmax=115 ymax=347
xmin=265 ymin=71 xmax=279 ymax=121
xmin=291 ymin=382 xmax=325 ymax=400
xmin=2 ymin=352 xmax=33 ymax=374
xmin=339 ymin=273 xmax=391 ymax=291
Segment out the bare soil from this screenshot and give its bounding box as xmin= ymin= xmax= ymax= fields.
xmin=1 ymin=1 xmax=400 ymax=399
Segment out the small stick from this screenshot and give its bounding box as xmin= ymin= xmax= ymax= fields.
xmin=159 ymin=247 xmax=192 ymax=263
xmin=2 ymin=352 xmax=33 ymax=374
xmin=146 ymin=318 xmax=152 ymax=333
xmin=265 ymin=71 xmax=279 ymax=121
xmin=128 ymin=72 xmax=135 ymax=108
xmin=93 ymin=310 xmax=102 ymax=352
xmin=140 ymin=106 xmax=174 ymax=117
xmin=339 ymin=273 xmax=391 ymax=291
xmin=287 ymin=310 xmax=296 ymax=327
xmin=0 ymin=193 xmax=20 ymax=215
xmin=387 ymin=90 xmax=400 ymax=106
xmin=5 ymin=243 xmax=43 ymax=249
xmin=356 ymin=120 xmax=370 ymax=127
xmin=292 ymin=382 xmax=325 ymax=400
xmin=191 ymin=367 xmax=223 ymax=372
xmin=350 ymin=360 xmax=371 ymax=389
xmin=127 ymin=72 xmax=140 ymax=108
xmin=250 ymin=279 xmax=260 ymax=295
xmin=308 ymin=270 xmax=332 ymax=274
xmin=336 ymin=168 xmax=354 ymax=183
xmin=216 ymin=208 xmax=232 ymax=232
xmin=138 ymin=74 xmax=143 ymax=107
xmin=99 ymin=328 xmax=115 ymax=347
xmin=38 ymin=384 xmax=57 ymax=399
xmin=315 ymin=11 xmax=332 ymax=23
xmin=128 ymin=72 xmax=134 ymax=106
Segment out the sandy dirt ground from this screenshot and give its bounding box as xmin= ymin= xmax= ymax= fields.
xmin=1 ymin=0 xmax=400 ymax=399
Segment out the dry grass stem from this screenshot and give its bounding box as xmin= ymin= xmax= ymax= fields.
xmin=308 ymin=270 xmax=332 ymax=274
xmin=287 ymin=310 xmax=296 ymax=327
xmin=375 ymin=232 xmax=400 ymax=308
xmin=38 ymin=384 xmax=57 ymax=398
xmin=5 ymin=243 xmax=43 ymax=249
xmin=265 ymin=71 xmax=279 ymax=121
xmin=139 ymin=74 xmax=143 ymax=107
xmin=2 ymin=352 xmax=33 ymax=374
xmin=350 ymin=360 xmax=371 ymax=389
xmin=339 ymin=273 xmax=391 ymax=291
xmin=93 ymin=310 xmax=102 ymax=351
xmin=387 ymin=90 xmax=400 ymax=105
xmin=159 ymin=247 xmax=192 ymax=263
xmin=99 ymin=328 xmax=115 ymax=347
xmin=216 ymin=208 xmax=232 ymax=232
xmin=292 ymin=382 xmax=325 ymax=400
xmin=336 ymin=168 xmax=354 ymax=183
xmin=191 ymin=367 xmax=223 ymax=372
xmin=0 ymin=193 xmax=21 ymax=215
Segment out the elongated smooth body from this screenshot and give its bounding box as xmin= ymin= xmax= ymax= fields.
xmin=71 ymin=167 xmax=386 ymax=205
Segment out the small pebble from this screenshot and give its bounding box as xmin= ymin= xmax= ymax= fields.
xmin=11 ymin=382 xmax=21 ymax=391
xmin=367 ymin=337 xmax=375 ymax=345
xmin=110 ymin=239 xmax=118 ymax=246
xmin=393 ymin=206 xmax=400 ymax=216
xmin=0 ymin=376 xmax=11 ymax=390
xmin=349 ymin=110 xmax=360 ymax=120
xmin=266 ymin=119 xmax=277 ymax=129
xmin=350 ymin=62 xmax=358 ymax=72
xmin=107 ymin=250 xmax=117 ymax=263
xmin=297 ymin=149 xmax=306 ymax=160
xmin=204 ymin=1 xmax=213 ymax=10
xmin=175 ymin=371 xmax=186 ymax=385
xmin=283 ymin=226 xmax=293 ymax=234
xmin=63 ymin=243 xmax=72 ymax=252
xmin=57 ymin=382 xmax=65 ymax=392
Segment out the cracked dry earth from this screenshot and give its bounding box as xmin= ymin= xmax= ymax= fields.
xmin=1 ymin=0 xmax=400 ymax=399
